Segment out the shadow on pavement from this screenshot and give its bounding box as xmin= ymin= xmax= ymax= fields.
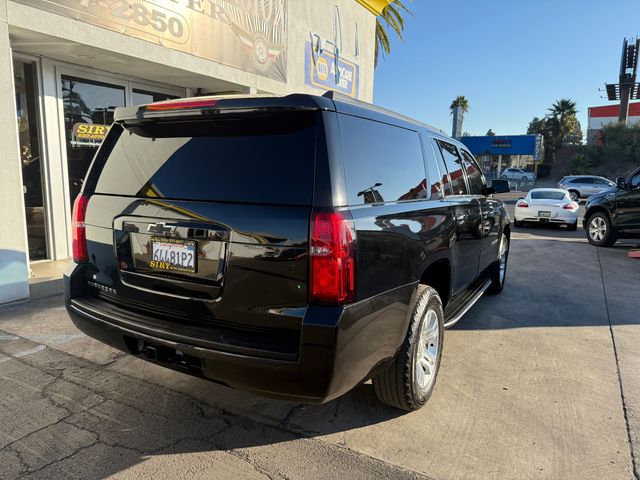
xmin=0 ymin=332 xmax=410 ymax=480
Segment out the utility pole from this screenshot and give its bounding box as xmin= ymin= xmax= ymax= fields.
xmin=605 ymin=37 xmax=640 ymax=124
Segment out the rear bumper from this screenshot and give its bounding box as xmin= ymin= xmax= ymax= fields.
xmin=515 ymin=211 xmax=578 ymax=224
xmin=64 ymin=267 xmax=414 ymax=403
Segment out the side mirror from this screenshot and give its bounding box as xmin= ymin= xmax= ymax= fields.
xmin=616 ymin=177 xmax=626 ymax=189
xmin=491 ymin=179 xmax=510 ymax=194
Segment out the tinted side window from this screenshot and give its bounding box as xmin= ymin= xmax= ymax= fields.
xmin=421 ymin=135 xmax=445 ymax=200
xmin=339 ymin=115 xmax=427 ymax=205
xmin=573 ymin=177 xmax=593 ymax=184
xmin=460 ymin=150 xmax=484 ymax=195
xmin=437 ymin=140 xmax=468 ymax=195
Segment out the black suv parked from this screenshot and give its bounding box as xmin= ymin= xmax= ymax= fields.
xmin=64 ymin=92 xmax=510 ymax=411
xmin=584 ymin=166 xmax=640 ymax=246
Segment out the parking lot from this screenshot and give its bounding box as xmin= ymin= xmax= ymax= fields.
xmin=1 ymin=211 xmax=639 ymax=479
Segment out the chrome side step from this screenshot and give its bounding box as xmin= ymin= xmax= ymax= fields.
xmin=443 ymin=279 xmax=492 ymax=329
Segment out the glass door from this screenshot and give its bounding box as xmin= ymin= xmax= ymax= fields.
xmin=14 ymin=59 xmax=48 ymax=261
xmin=60 ymin=75 xmax=126 ymax=209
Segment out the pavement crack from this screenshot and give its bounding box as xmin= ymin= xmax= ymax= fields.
xmin=596 ymin=246 xmax=639 ymax=480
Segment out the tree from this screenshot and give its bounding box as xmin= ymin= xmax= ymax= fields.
xmin=486 ymin=129 xmax=496 ymax=136
xmin=375 ymin=1 xmax=413 ymax=65
xmin=450 ymin=96 xmax=469 ymax=116
xmin=547 ymin=99 xmax=582 ymax=145
xmin=449 ymin=95 xmax=469 ymax=138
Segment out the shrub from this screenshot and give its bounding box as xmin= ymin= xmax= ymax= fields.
xmin=568 ymin=154 xmax=593 ymax=174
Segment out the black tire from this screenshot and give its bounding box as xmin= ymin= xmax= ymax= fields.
xmin=521 ymin=176 xmax=527 ymax=182
xmin=486 ymin=232 xmax=509 ymax=295
xmin=586 ymin=212 xmax=617 ymax=247
xmin=567 ymin=221 xmax=577 ymax=231
xmin=514 ymin=220 xmax=523 ymax=228
xmin=568 ymin=190 xmax=580 ymax=202
xmin=501 ymin=175 xmax=508 ymax=180
xmin=372 ymin=285 xmax=444 ymax=411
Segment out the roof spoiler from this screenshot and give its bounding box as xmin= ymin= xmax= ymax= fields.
xmin=114 ymin=93 xmax=335 ymax=123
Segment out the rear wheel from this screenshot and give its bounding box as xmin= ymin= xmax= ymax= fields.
xmin=567 ymin=221 xmax=578 ymax=231
xmin=586 ymin=212 xmax=617 ymax=246
xmin=486 ymin=232 xmax=509 ymax=295
xmin=501 ymin=174 xmax=508 ymax=180
xmin=569 ymin=190 xmax=580 ymax=202
xmin=514 ymin=219 xmax=523 ymax=228
xmin=372 ymin=286 xmax=443 ymax=411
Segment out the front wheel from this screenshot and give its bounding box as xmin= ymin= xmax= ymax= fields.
xmin=372 ymin=286 xmax=444 ymax=411
xmin=586 ymin=212 xmax=617 ymax=246
xmin=486 ymin=232 xmax=509 ymax=295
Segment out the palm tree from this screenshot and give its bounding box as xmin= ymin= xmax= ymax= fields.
xmin=450 ymin=96 xmax=470 ymax=116
xmin=375 ymin=1 xmax=412 ymax=65
xmin=548 ymin=99 xmax=579 ymax=145
xmin=548 ymin=99 xmax=577 ymax=126
xmin=449 ymin=96 xmax=469 ymax=138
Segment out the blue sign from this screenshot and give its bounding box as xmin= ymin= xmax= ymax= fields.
xmin=304 ymin=41 xmax=359 ymax=98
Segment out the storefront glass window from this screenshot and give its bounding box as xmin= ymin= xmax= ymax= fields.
xmin=61 ymin=75 xmax=125 ymax=208
xmin=131 ymin=88 xmax=179 ymax=105
xmin=15 ymin=60 xmax=48 ymax=260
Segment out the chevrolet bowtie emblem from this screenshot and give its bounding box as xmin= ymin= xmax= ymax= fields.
xmin=147 ymin=222 xmax=176 ymax=236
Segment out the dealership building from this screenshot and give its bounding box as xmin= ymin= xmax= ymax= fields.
xmin=461 ymin=134 xmax=544 ymax=178
xmin=1 ymin=0 xmax=382 ymax=304
xmin=587 ymin=102 xmax=640 ymax=144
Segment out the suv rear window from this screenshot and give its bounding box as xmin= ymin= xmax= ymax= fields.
xmin=91 ymin=112 xmax=317 ymax=205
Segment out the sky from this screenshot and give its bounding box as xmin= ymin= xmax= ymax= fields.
xmin=373 ymin=0 xmax=640 ymax=137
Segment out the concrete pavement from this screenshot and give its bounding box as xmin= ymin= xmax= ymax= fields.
xmin=0 ymin=229 xmax=638 ymax=479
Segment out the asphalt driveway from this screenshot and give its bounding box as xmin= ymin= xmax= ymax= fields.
xmin=0 ymin=227 xmax=638 ymax=479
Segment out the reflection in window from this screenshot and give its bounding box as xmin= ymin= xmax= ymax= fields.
xmin=423 ymin=138 xmax=445 ymax=199
xmin=339 ymin=115 xmax=426 ymax=205
xmin=61 ymin=75 xmax=125 ymax=208
xmin=461 ymin=150 xmax=484 ymax=195
xmin=437 ymin=141 xmax=468 ymax=195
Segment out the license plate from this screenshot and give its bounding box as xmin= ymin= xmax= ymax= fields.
xmin=149 ymin=238 xmax=197 ymax=273
xmin=538 ymin=211 xmax=551 ymax=218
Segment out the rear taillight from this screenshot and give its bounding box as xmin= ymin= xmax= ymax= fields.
xmin=309 ymin=211 xmax=356 ymax=305
xmin=563 ymin=203 xmax=579 ymax=210
xmin=516 ymin=201 xmax=529 ymax=208
xmin=72 ymin=194 xmax=90 ymax=263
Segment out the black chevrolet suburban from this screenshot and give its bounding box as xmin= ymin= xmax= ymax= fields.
xmin=64 ymin=92 xmax=511 ymax=411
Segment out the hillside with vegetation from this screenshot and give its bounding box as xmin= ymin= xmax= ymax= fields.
xmin=567 ymin=123 xmax=640 ymax=180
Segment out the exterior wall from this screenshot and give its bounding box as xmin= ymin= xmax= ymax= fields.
xmin=587 ymin=103 xmax=640 ymax=144
xmin=288 ymin=0 xmax=376 ymax=101
xmin=6 ymin=0 xmax=376 ymax=100
xmin=0 ymin=0 xmax=30 ymax=304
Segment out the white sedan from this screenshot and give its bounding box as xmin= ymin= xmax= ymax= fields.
xmin=514 ymin=188 xmax=579 ymax=230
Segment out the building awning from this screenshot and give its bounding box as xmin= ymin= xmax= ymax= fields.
xmin=355 ymin=0 xmax=393 ymax=16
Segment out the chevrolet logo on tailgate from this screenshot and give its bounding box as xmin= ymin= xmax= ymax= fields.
xmin=147 ymin=222 xmax=176 ymax=236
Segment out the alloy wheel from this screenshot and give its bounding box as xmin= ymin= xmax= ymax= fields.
xmin=414 ymin=308 xmax=440 ymax=393
xmin=589 ymin=216 xmax=607 ymax=242
xmin=498 ymin=233 xmax=508 ymax=284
